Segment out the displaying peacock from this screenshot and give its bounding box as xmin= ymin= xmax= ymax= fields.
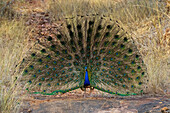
xmin=19 ymin=15 xmax=147 ymax=96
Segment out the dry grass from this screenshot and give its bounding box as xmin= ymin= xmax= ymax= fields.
xmin=0 ymin=18 xmax=33 ymax=113
xmin=0 ymin=0 xmax=16 ymax=18
xmin=47 ymin=0 xmax=166 ymax=21
xmin=0 ymin=0 xmax=169 ymax=112
xmin=130 ymin=16 xmax=170 ymax=94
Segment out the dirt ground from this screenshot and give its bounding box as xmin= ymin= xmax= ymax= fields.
xmin=20 ymin=96 xmax=170 ymax=113
xmin=19 ymin=88 xmax=170 ymax=113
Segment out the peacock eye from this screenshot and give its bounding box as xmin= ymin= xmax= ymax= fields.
xmin=124 ymin=37 xmax=128 ymax=42
xmin=89 ymin=21 xmax=94 ymax=25
xmin=47 ymin=36 xmax=52 ymax=41
xmin=31 ymin=53 xmax=36 ymax=57
xmin=114 ymin=35 xmax=119 ymax=39
xmin=77 ymin=25 xmax=81 ymax=29
xmin=107 ymin=25 xmax=112 ymax=29
xmin=57 ymin=34 xmax=62 ymax=39
xmin=97 ymin=25 xmax=102 ymax=30
xmin=41 ymin=49 xmax=46 ymax=53
xmin=129 ymin=48 xmax=133 ymax=52
xmin=67 ymin=24 xmax=71 ymax=29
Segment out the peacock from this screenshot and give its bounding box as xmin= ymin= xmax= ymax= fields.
xmin=19 ymin=15 xmax=147 ymax=96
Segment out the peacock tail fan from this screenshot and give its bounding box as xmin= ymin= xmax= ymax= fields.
xmin=19 ymin=15 xmax=147 ymax=96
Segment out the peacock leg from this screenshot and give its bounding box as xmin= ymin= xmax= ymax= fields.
xmin=84 ymin=88 xmax=87 ymax=98
xmin=80 ymin=87 xmax=85 ymax=91
xmin=90 ymin=87 xmax=94 ymax=97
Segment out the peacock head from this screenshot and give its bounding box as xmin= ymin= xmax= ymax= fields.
xmin=85 ymin=66 xmax=87 ymax=70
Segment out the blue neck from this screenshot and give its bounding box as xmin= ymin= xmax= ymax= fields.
xmin=84 ymin=68 xmax=90 ymax=86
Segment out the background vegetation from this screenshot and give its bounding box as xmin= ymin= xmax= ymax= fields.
xmin=0 ymin=0 xmax=169 ymax=112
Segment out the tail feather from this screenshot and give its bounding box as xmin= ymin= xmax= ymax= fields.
xmin=19 ymin=15 xmax=146 ymax=95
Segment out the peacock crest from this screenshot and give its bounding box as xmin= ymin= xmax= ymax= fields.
xmin=19 ymin=15 xmax=147 ymax=96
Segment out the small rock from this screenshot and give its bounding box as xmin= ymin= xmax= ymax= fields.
xmin=161 ymin=107 xmax=169 ymax=113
